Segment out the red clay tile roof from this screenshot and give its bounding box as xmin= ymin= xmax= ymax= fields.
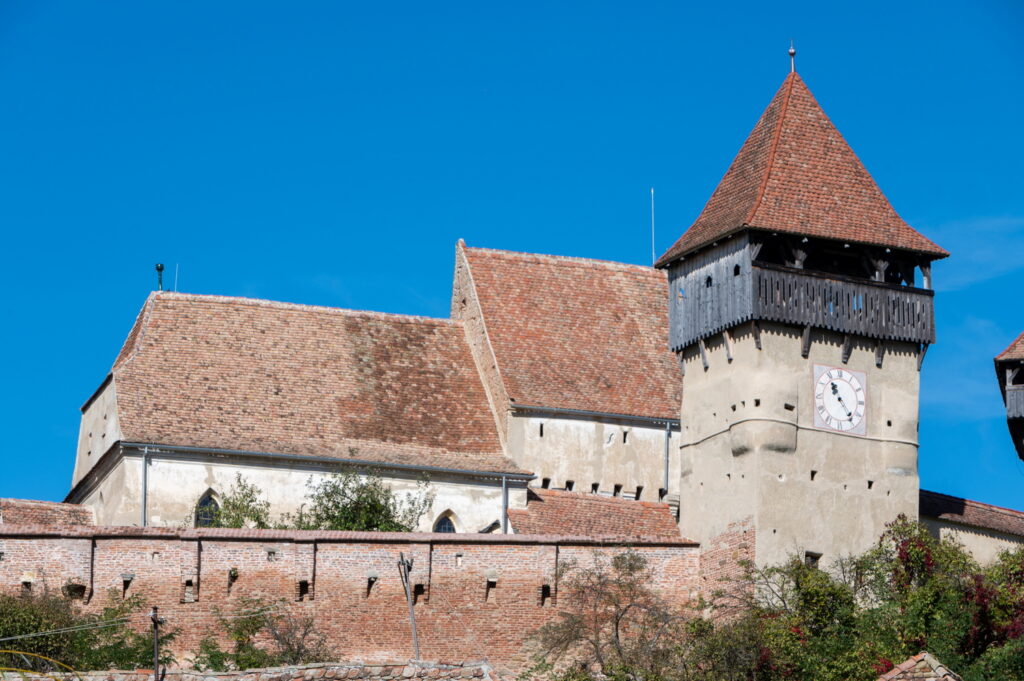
xmin=507 ymin=488 xmax=687 ymax=541
xmin=110 ymin=292 xmax=522 ymax=474
xmin=919 ymin=490 xmax=1024 ymax=539
xmin=462 ymin=246 xmax=681 ymax=420
xmin=996 ymin=331 xmax=1024 ymax=361
xmin=657 ymin=73 xmax=948 ymax=266
xmin=877 ymin=652 xmax=962 ymax=681
xmin=0 ymin=498 xmax=94 ymax=526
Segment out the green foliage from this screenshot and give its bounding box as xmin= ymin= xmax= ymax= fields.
xmin=285 ymin=469 xmax=434 ymax=532
xmin=202 ymin=474 xmax=273 ymax=529
xmin=0 ymin=588 xmax=176 ymax=672
xmin=190 ymin=597 xmax=332 ymax=671
xmin=193 ymin=468 xmax=433 ymax=532
xmin=528 ymin=520 xmax=1024 ymax=681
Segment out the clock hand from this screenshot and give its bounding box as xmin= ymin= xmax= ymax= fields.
xmin=830 ymin=382 xmax=853 ymax=419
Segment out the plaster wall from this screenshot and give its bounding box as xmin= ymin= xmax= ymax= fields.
xmin=679 ymin=322 xmax=920 ymax=567
xmin=922 ymin=517 xmax=1024 ymax=564
xmin=506 ymin=415 xmax=678 ymax=502
xmin=73 ymin=379 xmax=122 ymax=487
xmin=79 ymin=452 xmax=527 ymax=533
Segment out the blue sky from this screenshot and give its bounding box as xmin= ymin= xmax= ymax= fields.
xmin=1 ymin=1 xmax=1022 ymax=510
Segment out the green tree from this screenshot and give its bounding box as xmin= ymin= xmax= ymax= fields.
xmin=197 ymin=474 xmax=272 ymax=529
xmin=0 ymin=589 xmax=176 ymax=672
xmin=287 ymin=469 xmax=433 ymax=532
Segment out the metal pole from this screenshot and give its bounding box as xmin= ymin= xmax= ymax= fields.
xmin=150 ymin=606 xmax=160 ymax=681
xmin=501 ymin=476 xmax=508 ymax=533
xmin=663 ymin=421 xmax=671 ymax=495
xmin=397 ymin=553 xmax=421 ymax=660
xmin=141 ymin=448 xmax=149 ymax=527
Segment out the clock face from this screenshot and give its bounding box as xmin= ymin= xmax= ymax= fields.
xmin=812 ymin=365 xmax=867 ymax=435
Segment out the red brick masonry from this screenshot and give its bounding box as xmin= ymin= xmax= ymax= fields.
xmin=0 ymin=526 xmax=698 ymax=674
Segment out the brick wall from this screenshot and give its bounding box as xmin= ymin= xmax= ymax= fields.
xmin=696 ymin=517 xmax=755 ymax=602
xmin=0 ymin=498 xmax=94 ymax=526
xmin=0 ymin=526 xmax=698 ymax=675
xmin=0 ymin=660 xmax=502 ymax=681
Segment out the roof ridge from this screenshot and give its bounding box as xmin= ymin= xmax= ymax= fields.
xmin=996 ymin=330 xmax=1024 ymax=360
xmin=148 ymin=291 xmax=456 ymax=326
xmin=463 ymin=244 xmax=659 ymax=274
xmin=745 ymin=71 xmax=795 ymax=226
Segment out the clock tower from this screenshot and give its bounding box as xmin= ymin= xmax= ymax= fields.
xmin=656 ymin=70 xmax=948 ymax=568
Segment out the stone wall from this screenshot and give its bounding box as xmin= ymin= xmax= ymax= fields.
xmin=0 ymin=661 xmax=501 ymax=681
xmin=0 ymin=526 xmax=698 ymax=675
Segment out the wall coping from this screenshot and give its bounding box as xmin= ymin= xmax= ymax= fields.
xmin=0 ymin=524 xmax=698 ymax=547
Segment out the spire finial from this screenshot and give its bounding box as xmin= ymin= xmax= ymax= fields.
xmin=789 ymin=41 xmax=796 ymax=73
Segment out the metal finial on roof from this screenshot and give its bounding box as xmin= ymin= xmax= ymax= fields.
xmin=789 ymin=41 xmax=796 ymax=73
xmin=155 ymin=263 xmax=164 ymax=291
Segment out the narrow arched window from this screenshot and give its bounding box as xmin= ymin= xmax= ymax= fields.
xmin=195 ymin=492 xmax=219 ymax=528
xmin=433 ymin=515 xmax=456 ymax=533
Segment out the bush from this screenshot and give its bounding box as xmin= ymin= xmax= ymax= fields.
xmin=0 ymin=589 xmax=175 ymax=672
xmin=190 ymin=597 xmax=332 ymax=671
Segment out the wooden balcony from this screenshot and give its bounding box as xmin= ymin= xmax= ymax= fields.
xmin=751 ymin=263 xmax=935 ymax=345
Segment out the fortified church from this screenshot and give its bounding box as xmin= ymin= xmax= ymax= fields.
xmin=61 ymin=68 xmax=1024 ymax=564
xmin=2 ymin=64 xmax=1024 ymax=670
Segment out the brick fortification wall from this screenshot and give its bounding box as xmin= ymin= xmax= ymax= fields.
xmin=0 ymin=499 xmax=94 ymax=526
xmin=0 ymin=526 xmax=698 ymax=674
xmin=697 ymin=518 xmax=755 ymax=602
xmin=1 ymin=661 xmax=501 ymax=681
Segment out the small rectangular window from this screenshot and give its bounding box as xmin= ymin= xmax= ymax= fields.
xmin=804 ymin=552 xmax=822 ymax=569
xmin=565 ymin=480 xmax=575 ymax=491
xmin=612 ymin=484 xmax=623 ymax=497
xmin=541 ymin=478 xmax=551 ymax=489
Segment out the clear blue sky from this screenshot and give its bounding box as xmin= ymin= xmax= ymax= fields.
xmin=1 ymin=1 xmax=1022 ymax=510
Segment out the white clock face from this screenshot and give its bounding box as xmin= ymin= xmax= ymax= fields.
xmin=813 ymin=365 xmax=867 ymax=435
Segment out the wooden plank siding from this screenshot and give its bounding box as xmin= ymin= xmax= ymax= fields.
xmin=1007 ymin=387 xmax=1024 ymax=420
xmin=667 ymin=240 xmax=935 ymax=352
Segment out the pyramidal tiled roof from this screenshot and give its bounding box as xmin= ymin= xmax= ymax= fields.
xmin=996 ymin=331 xmax=1024 ymax=361
xmin=657 ymin=72 xmax=948 ymax=266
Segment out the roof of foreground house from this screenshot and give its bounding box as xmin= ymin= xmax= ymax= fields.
xmin=877 ymin=652 xmax=962 ymax=681
xmin=996 ymin=331 xmax=1024 ymax=361
xmin=920 ymin=490 xmax=1024 ymax=538
xmin=461 ymin=245 xmax=681 ymax=420
xmin=508 ymin=488 xmax=688 ymax=541
xmin=657 ymin=72 xmax=948 ymax=266
xmin=108 ymin=292 xmax=523 ymax=474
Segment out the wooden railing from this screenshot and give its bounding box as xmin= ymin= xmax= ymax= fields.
xmin=752 ymin=264 xmax=935 ymax=344
xmin=1007 ymin=387 xmax=1024 ymax=419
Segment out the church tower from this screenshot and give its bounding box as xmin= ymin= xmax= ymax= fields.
xmin=656 ymin=69 xmax=948 ymax=568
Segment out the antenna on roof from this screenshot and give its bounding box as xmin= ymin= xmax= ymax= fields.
xmin=155 ymin=263 xmax=164 ymax=291
xmin=789 ymin=40 xmax=796 ymax=73
xmin=650 ymin=187 xmax=656 ymax=266
xmin=174 ymin=264 xmax=179 ymax=292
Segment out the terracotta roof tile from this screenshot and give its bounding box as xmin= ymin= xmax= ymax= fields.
xmin=919 ymin=490 xmax=1024 ymax=538
xmin=111 ymin=292 xmax=522 ymax=474
xmin=877 ymin=652 xmax=962 ymax=681
xmin=657 ymin=73 xmax=948 ymax=266
xmin=507 ymin=488 xmax=688 ymax=541
xmin=996 ymin=331 xmax=1024 ymax=361
xmin=462 ymin=247 xmax=681 ymax=419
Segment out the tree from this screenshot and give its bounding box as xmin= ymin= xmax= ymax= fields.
xmin=0 ymin=589 xmax=176 ymax=672
xmin=286 ymin=469 xmax=433 ymax=532
xmin=528 ymin=550 xmax=685 ymax=680
xmin=197 ymin=474 xmax=273 ymax=529
xmin=190 ymin=597 xmax=332 ymax=671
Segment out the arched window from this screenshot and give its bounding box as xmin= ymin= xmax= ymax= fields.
xmin=433 ymin=515 xmax=456 ymax=533
xmin=195 ymin=492 xmax=220 ymax=528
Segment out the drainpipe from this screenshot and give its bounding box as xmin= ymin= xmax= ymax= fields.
xmin=501 ymin=476 xmax=508 ymax=533
xmin=663 ymin=421 xmax=671 ymax=496
xmin=140 ymin=447 xmax=149 ymax=527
